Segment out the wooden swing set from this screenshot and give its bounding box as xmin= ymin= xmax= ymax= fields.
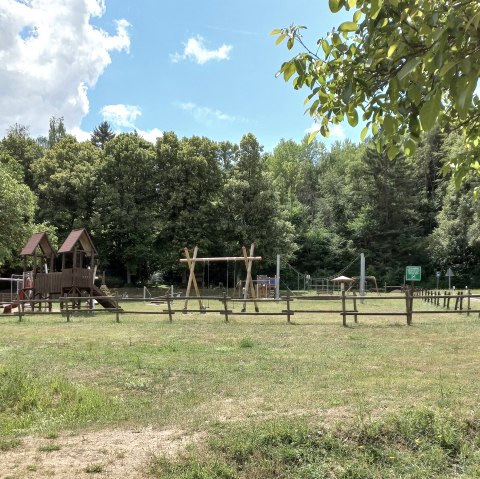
xmin=180 ymin=244 xmax=262 ymax=312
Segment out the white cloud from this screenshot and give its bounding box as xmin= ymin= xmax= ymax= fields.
xmin=177 ymin=101 xmax=238 ymax=125
xmin=69 ymin=124 xmax=162 ymax=144
xmin=0 ymin=0 xmax=130 ymax=136
xmin=305 ymin=123 xmax=320 ymax=135
xmin=101 ymin=104 xmax=141 ymax=128
xmin=137 ymin=128 xmax=163 ymax=143
xmin=305 ymin=123 xmax=346 ymax=141
xmin=330 ymin=124 xmax=346 ymax=140
xmin=69 ymin=126 xmax=92 ymax=142
xmin=171 ymin=36 xmax=232 ymax=65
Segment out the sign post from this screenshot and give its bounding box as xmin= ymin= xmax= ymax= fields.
xmin=405 ymin=266 xmax=421 ymax=282
xmin=446 ymin=267 xmax=454 ymax=290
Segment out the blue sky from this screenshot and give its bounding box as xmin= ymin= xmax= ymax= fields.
xmin=1 ymin=0 xmax=358 ymax=152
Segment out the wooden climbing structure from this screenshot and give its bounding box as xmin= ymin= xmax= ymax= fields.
xmin=16 ymin=228 xmax=117 ymax=311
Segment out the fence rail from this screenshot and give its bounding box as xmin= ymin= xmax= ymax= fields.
xmin=1 ymin=289 xmax=478 ymax=326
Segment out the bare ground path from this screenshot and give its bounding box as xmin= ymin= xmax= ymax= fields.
xmin=0 ymin=427 xmax=202 ymax=479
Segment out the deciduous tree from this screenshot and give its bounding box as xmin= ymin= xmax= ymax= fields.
xmin=0 ymin=164 xmax=36 ymax=267
xmin=273 ymin=0 xmax=480 ymax=189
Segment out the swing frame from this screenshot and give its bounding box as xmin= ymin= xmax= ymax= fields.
xmin=180 ymin=244 xmax=262 ymax=312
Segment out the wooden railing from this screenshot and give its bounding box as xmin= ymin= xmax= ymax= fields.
xmin=3 ymin=289 xmax=480 ymax=326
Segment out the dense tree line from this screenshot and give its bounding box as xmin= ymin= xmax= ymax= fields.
xmin=0 ymin=119 xmax=479 ymax=287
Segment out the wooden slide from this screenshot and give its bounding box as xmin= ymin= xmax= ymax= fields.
xmin=92 ymin=285 xmax=119 ymax=310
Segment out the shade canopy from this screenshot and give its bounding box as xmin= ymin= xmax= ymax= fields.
xmin=331 ymin=275 xmax=354 ymax=283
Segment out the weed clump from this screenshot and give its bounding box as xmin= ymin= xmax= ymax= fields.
xmin=239 ymin=338 xmax=254 ymax=349
xmin=0 ymin=365 xmax=121 ymax=437
xmin=150 ymin=408 xmax=480 ymax=478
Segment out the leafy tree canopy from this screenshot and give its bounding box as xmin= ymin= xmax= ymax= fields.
xmin=0 ymin=164 xmax=36 ymax=267
xmin=273 ymin=0 xmax=480 ymax=191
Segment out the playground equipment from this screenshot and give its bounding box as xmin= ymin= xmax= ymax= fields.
xmin=346 ymin=276 xmax=380 ymax=294
xmin=255 ymin=275 xmax=277 ymax=298
xmin=2 ymin=229 xmax=117 ymax=314
xmin=180 ymin=244 xmax=262 ymax=312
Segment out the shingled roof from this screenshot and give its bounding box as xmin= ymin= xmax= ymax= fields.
xmin=58 ymin=229 xmax=98 ymax=256
xmin=20 ymin=232 xmax=56 ymax=257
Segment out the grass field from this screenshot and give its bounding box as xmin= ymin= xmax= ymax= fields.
xmin=1 ymin=294 xmax=480 ymax=477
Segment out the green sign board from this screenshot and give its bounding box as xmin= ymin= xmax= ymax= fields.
xmin=406 ymin=266 xmax=422 ymax=281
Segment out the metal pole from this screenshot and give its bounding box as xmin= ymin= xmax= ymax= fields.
xmin=360 ymin=253 xmax=365 ymax=304
xmin=275 ymin=254 xmax=280 ymax=301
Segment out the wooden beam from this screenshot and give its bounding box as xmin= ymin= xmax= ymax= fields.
xmin=180 ymin=256 xmax=262 ymax=263
xmin=242 ymin=244 xmax=259 ymax=312
xmin=183 ymin=246 xmax=203 ymax=311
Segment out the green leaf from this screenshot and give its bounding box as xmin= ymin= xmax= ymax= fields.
xmin=308 ymin=129 xmax=319 ymax=144
xmin=338 ymin=21 xmax=358 ymax=32
xmin=404 ymin=138 xmax=417 ymax=156
xmin=387 ymin=144 xmax=399 ymax=160
xmin=321 ymin=39 xmax=332 ymax=58
xmin=370 ymin=0 xmax=383 ymax=19
xmin=387 ymin=43 xmax=398 ymax=58
xmin=348 ymin=0 xmax=357 ymax=7
xmin=419 ymin=91 xmax=441 ymax=131
xmin=329 ymin=0 xmax=342 ymax=13
xmin=347 ymin=109 xmax=359 ymax=127
xmin=283 ymin=62 xmax=296 ymax=81
xmin=383 ymin=116 xmax=395 ymax=135
xmin=360 ymin=125 xmax=369 ymax=141
xmin=408 ymin=84 xmax=422 ymax=105
xmin=439 ymin=61 xmax=457 ymax=76
xmin=397 ymin=58 xmax=421 ymax=81
xmin=270 ymin=29 xmax=282 ymax=35
xmin=275 ymin=34 xmax=286 ymax=46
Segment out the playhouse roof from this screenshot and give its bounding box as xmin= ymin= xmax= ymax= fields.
xmin=20 ymin=232 xmax=56 ymax=257
xmin=58 ymin=228 xmax=97 ymax=256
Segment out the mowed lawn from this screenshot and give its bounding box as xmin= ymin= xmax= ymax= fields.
xmin=1 ymin=294 xmax=479 ymax=437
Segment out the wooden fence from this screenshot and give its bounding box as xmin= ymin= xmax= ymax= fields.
xmin=2 ymin=289 xmax=480 ymax=326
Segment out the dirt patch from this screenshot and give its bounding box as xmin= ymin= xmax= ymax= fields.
xmin=0 ymin=427 xmax=202 ymax=479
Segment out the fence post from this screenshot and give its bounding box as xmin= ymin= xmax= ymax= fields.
xmin=447 ymin=292 xmax=451 ymax=309
xmin=341 ymin=289 xmax=347 ymax=327
xmin=409 ymin=287 xmax=414 ymax=325
xmin=167 ymin=293 xmax=173 ymax=323
xmin=443 ymin=291 xmax=446 ymax=308
xmin=115 ymin=291 xmax=120 ymax=323
xmin=17 ymin=299 xmax=23 ymax=322
xmin=353 ymin=291 xmax=358 ymax=324
xmin=286 ymin=290 xmax=291 ymax=324
xmin=65 ymin=294 xmax=70 ymax=323
xmin=467 ymin=289 xmax=471 ymax=316
xmin=459 ymin=291 xmax=464 ymax=312
xmin=455 ymin=293 xmax=460 ymax=311
xmin=405 ymin=289 xmax=411 ymax=325
xmin=222 ymin=292 xmax=229 ymax=323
